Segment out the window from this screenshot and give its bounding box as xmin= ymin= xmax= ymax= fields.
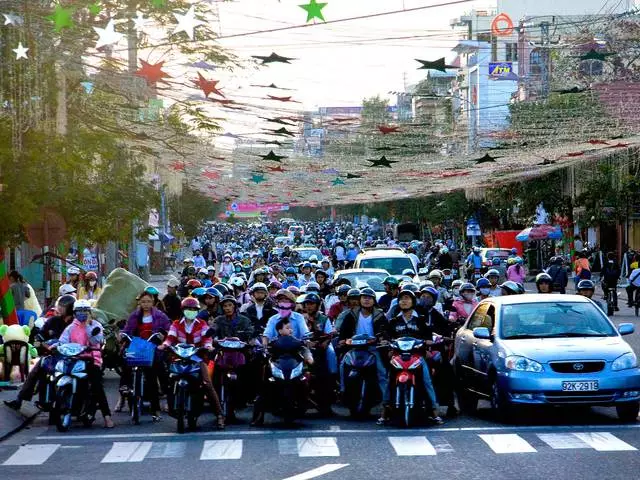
xmin=467 ymin=304 xmax=490 ymax=330
xmin=506 ymin=43 xmax=518 ymax=62
xmin=359 ymin=257 xmax=414 ymax=276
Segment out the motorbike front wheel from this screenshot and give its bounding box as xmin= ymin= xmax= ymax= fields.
xmin=54 ymin=387 xmax=73 ymax=432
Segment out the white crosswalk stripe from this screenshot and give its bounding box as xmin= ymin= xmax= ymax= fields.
xmin=2 ymin=444 xmax=61 ymax=466
xmin=537 ymin=433 xmax=592 ymax=450
xmin=572 ymin=432 xmax=637 ymax=452
xmin=388 ymin=436 xmax=437 ymax=456
xmin=200 ymin=440 xmax=243 ymax=460
xmin=101 ymin=442 xmax=153 ymax=463
xmin=146 ymin=442 xmax=188 ymax=459
xmin=296 ymin=437 xmax=340 ymax=457
xmin=479 ymin=434 xmax=537 ymax=454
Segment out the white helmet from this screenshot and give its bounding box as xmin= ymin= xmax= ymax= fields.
xmin=198 ymin=267 xmax=208 ymax=275
xmin=67 ymin=266 xmax=80 ymax=275
xmin=207 ymin=265 xmax=215 ymax=271
xmin=250 ymin=282 xmax=268 ymax=293
xmin=230 ymin=276 xmax=245 ymax=288
xmin=59 ymin=283 xmax=77 ymax=296
xmin=309 ymin=255 xmax=319 ymax=262
xmin=73 ymin=299 xmax=92 ymax=311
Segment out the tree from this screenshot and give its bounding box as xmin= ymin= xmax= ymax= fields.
xmin=361 ymin=95 xmax=391 ymax=127
xmin=168 ymin=185 xmax=224 ymax=239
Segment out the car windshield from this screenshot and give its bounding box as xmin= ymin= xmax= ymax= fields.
xmin=295 ymin=249 xmax=321 ymax=260
xmin=359 ymin=257 xmax=414 ymax=276
xmin=486 ymin=250 xmax=510 ymax=260
xmin=337 ymin=272 xmax=388 ymax=291
xmin=500 ymin=302 xmax=617 ymax=339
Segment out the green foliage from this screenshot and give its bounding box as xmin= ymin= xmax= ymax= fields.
xmin=168 ymin=185 xmax=224 ymax=238
xmin=361 ymin=95 xmax=390 ymax=127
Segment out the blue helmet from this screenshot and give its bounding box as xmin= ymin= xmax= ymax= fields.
xmin=191 ymin=287 xmax=207 ymax=298
xmin=205 ymin=287 xmax=222 ymax=299
xmin=420 ymin=286 xmax=439 ymax=301
xmin=476 ymin=278 xmax=491 ymax=289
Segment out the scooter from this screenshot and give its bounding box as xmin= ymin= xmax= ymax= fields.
xmin=342 ymin=334 xmax=381 ymax=418
xmin=167 ymin=343 xmax=207 ymax=433
xmin=307 ymin=332 xmax=334 ymax=415
xmin=441 ymin=269 xmax=453 ymax=289
xmin=389 ymin=337 xmax=427 ymax=428
xmin=214 ymin=337 xmax=248 ymax=421
xmin=50 ymin=342 xmax=95 ymax=432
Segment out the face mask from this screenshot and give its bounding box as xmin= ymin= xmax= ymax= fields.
xmin=479 ymin=288 xmax=490 ymax=296
xmin=419 ymin=297 xmax=434 ymax=308
xmin=462 ymin=292 xmax=475 ymax=301
xmin=75 ymin=311 xmax=89 ymax=322
xmin=184 ymin=310 xmax=198 ymax=320
xmin=277 ymin=306 xmax=292 ymax=318
xmin=89 ymin=281 xmax=97 ymax=287
xmin=453 ymin=288 xmax=460 ymax=297
xmin=287 ymin=276 xmax=296 ymax=282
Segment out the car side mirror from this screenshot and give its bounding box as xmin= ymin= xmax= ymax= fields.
xmin=618 ymin=323 xmax=634 ymax=336
xmin=473 ymin=327 xmax=491 ymax=340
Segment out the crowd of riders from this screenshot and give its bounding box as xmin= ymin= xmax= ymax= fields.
xmin=4 ymin=220 xmax=635 ymax=431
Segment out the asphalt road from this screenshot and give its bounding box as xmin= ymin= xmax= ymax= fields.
xmin=2 ymin=287 xmax=640 ymax=480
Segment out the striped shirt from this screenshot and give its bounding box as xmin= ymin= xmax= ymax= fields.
xmin=163 ymin=318 xmax=212 ymax=348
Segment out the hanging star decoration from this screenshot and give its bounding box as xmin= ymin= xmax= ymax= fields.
xmin=265 ymin=127 xmax=296 ymax=137
xmin=251 ymin=83 xmax=293 ymax=90
xmin=190 ymin=60 xmax=216 ymax=70
xmin=367 ymin=156 xmax=398 ymax=168
xmin=193 ymin=72 xmax=224 ymax=98
xmin=151 ymin=0 xmax=167 ymax=8
xmin=378 ymin=125 xmax=400 ymax=134
xmin=299 ymin=0 xmax=327 ymax=22
xmin=372 ymin=146 xmax=396 ymax=151
xmin=251 ymin=52 xmax=296 ymax=64
xmin=168 ymin=161 xmax=187 ymax=171
xmin=345 ymin=173 xmax=362 ymax=179
xmin=202 ymin=171 xmax=220 ymax=180
xmin=88 ymin=2 xmax=101 ymax=15
xmin=258 ymin=140 xmax=291 ymax=146
xmin=473 ymin=153 xmax=499 ymax=164
xmin=251 ymin=174 xmax=266 ymax=184
xmin=415 ymin=57 xmax=456 ymax=72
xmin=80 ymin=81 xmax=94 ymax=94
xmin=587 ymin=139 xmax=609 ymax=145
xmin=564 ymin=151 xmax=585 ymax=157
xmin=136 ymin=60 xmax=170 ymax=85
xmin=13 ymin=42 xmax=28 ymax=60
xmin=173 ymin=5 xmax=205 ymax=40
xmin=132 ymin=11 xmax=149 ymax=33
xmin=3 ymin=13 xmax=22 ymax=26
xmin=258 ymin=151 xmax=287 ymax=162
xmin=579 ymin=49 xmax=616 ymax=61
xmin=94 ymin=19 xmax=124 ymax=49
xmin=260 ymin=117 xmax=296 ymax=126
xmin=554 ymin=86 xmax=588 ymax=95
xmin=47 ymin=4 xmax=74 ymax=32
xmin=332 ymin=177 xmax=345 ymax=186
xmin=267 ymin=165 xmax=286 ymax=173
xmin=267 ymin=95 xmax=299 ymax=103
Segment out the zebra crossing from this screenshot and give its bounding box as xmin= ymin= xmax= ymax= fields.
xmin=1 ymin=432 xmax=638 ymax=466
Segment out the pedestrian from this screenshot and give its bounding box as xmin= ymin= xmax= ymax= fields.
xmin=601 ymin=252 xmax=620 ymax=311
xmin=574 ymin=251 xmax=591 ymax=288
xmin=8 ymin=270 xmax=29 ymax=312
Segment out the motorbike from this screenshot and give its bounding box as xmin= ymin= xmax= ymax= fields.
xmin=214 ymin=337 xmax=248 ymax=421
xmin=307 ymin=332 xmax=334 ymax=415
xmin=264 ymin=335 xmax=310 ymax=424
xmin=101 ymin=319 xmax=125 ymax=375
xmin=441 ymin=268 xmax=454 ymax=289
xmin=341 ymin=334 xmax=381 ymax=418
xmin=32 ymin=336 xmax=61 ymax=414
xmin=121 ymin=332 xmax=164 ymax=425
xmin=167 ymin=343 xmax=207 ymax=433
xmin=389 ymin=337 xmax=428 ymax=428
xmin=50 ymin=342 xmax=95 ymax=432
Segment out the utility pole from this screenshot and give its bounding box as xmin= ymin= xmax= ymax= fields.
xmin=127 ymin=0 xmax=140 ymax=277
xmin=540 ymin=21 xmax=551 ymax=98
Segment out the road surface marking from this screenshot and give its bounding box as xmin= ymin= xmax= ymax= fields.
xmin=2 ymin=444 xmax=60 ymax=466
xmin=297 ymin=437 xmax=340 ymax=457
xmin=572 ymin=432 xmax=637 ymax=451
xmin=101 ymin=442 xmax=153 ymax=463
xmin=429 ymin=435 xmax=456 ymax=453
xmin=388 ymin=436 xmax=437 ymax=456
xmin=281 ymin=464 xmax=349 ymax=480
xmin=200 ymin=440 xmax=243 ymax=460
xmin=479 ymin=434 xmax=537 ymax=454
xmin=278 ymin=438 xmax=299 ymax=455
xmin=146 ymin=442 xmax=187 ymax=459
xmin=536 ymin=433 xmax=590 ymax=449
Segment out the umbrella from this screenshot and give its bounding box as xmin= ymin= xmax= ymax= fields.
xmin=516 ymin=225 xmax=563 ymax=242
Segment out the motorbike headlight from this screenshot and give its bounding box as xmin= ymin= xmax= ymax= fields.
xmin=505 ymin=355 xmax=543 ymax=373
xmin=612 ymin=352 xmax=638 ymax=371
xmin=291 ymin=362 xmax=304 ymax=379
xmin=270 ymin=362 xmax=284 ymax=379
xmin=71 ymin=362 xmax=86 ymax=374
xmin=55 ymin=360 xmax=65 ymax=373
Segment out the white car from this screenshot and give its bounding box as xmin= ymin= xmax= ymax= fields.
xmin=353 ymin=246 xmax=417 ymax=278
xmin=331 ymin=268 xmax=390 ymax=301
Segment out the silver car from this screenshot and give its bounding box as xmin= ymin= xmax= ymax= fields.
xmin=453 ymin=294 xmax=640 ymax=422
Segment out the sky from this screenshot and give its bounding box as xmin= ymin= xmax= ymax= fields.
xmin=213 ymin=0 xmax=491 ymax=109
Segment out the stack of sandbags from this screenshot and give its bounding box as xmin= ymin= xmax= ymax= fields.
xmin=94 ymin=268 xmax=148 ymax=324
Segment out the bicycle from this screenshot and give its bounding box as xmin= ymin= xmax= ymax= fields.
xmin=604 ymin=285 xmax=616 ymax=316
xmin=635 ymin=288 xmax=640 ymax=317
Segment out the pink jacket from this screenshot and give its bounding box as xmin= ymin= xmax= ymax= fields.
xmin=506 ymin=265 xmax=526 ymax=284
xmin=449 ymin=299 xmax=478 ymax=322
xmin=59 ymin=319 xmax=103 ymax=367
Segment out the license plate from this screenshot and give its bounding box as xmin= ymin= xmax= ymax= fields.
xmin=444 ymin=275 xmax=452 ymax=280
xmin=562 ymin=381 xmax=599 ymax=392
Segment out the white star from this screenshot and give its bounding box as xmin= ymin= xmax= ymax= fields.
xmin=13 ymin=42 xmax=28 ymax=60
xmin=93 ymin=19 xmax=123 ymax=50
xmin=132 ymin=11 xmax=149 ymax=33
xmin=3 ymin=13 xmax=22 ymax=26
xmin=173 ymin=6 xmax=205 ymax=40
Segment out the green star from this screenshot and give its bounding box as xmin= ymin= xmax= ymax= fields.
xmin=88 ymin=2 xmax=101 ymax=15
xmin=47 ymin=4 xmax=74 ymax=32
xmin=151 ymin=0 xmax=167 ymax=8
xmin=299 ymin=0 xmax=327 ymax=23
xmin=251 ymin=174 xmax=266 ymax=184
xmin=332 ymin=177 xmax=345 ymax=186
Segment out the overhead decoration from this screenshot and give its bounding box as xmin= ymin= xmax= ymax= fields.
xmin=345 ymin=173 xmax=362 ymax=179
xmin=3 ymin=13 xmax=22 ymax=26
xmin=491 ymin=13 xmax=514 ymax=36
xmin=473 ymin=154 xmax=499 ymax=164
xmin=331 ymin=177 xmax=345 ymax=186
xmin=251 ymin=174 xmax=266 ymax=184
xmin=133 ymin=11 xmax=150 ymax=33
xmin=579 ymin=49 xmax=616 ymax=62
xmin=378 ymin=125 xmax=400 ymax=134
xmin=260 ymin=117 xmax=296 ymax=126
xmin=267 ymin=165 xmax=286 ymax=173
xmin=193 ymin=73 xmax=224 ymax=98
xmin=47 ymin=4 xmax=74 ymax=32
xmin=251 ymin=83 xmax=293 ymax=90
xmin=13 ymin=42 xmax=28 ymax=60
xmin=88 ymin=2 xmax=102 ymax=16
xmin=299 ymin=0 xmax=328 ymax=23
xmin=251 ymin=52 xmax=296 ymax=64
xmin=415 ymin=58 xmax=456 ymax=72
xmin=136 ymin=60 xmax=171 ymax=85
xmin=267 ymin=95 xmax=299 ymax=103
xmin=367 ymin=156 xmax=398 ymax=168
xmin=265 ymin=127 xmax=296 ymax=137
xmin=258 ymin=151 xmax=287 ymax=162
xmin=173 ymin=5 xmax=206 ymax=40
xmin=94 ymin=19 xmax=123 ymax=49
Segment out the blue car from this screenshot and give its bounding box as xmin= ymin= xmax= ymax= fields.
xmin=453 ymin=294 xmax=640 ymax=422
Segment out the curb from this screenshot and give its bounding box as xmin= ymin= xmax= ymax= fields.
xmin=0 ymin=404 xmax=41 ymax=443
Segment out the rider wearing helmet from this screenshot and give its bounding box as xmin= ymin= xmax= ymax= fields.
xmin=197 ymin=268 xmax=212 ymax=288
xmin=546 ymin=256 xmax=568 ymax=294
xmin=577 ymin=279 xmax=607 ymax=313
xmin=499 ymin=281 xmax=522 ymax=296
xmin=159 ymin=297 xmax=225 ymax=429
xmin=535 ymin=272 xmax=553 ymax=294
xmin=327 ymin=284 xmax=351 ymax=321
xmin=386 ymin=284 xmax=418 ymax=320
xmin=427 ymin=270 xmax=448 ymax=304
xmin=298 ymin=262 xmax=314 ymax=286
xmin=282 ymin=266 xmax=301 ymax=289
xmin=229 ymin=275 xmax=251 ymax=306
xmin=241 ymin=282 xmax=277 ymax=330
xmin=379 ymin=276 xmax=401 ymax=312
xmin=335 ymin=288 xmax=362 ymax=331
xmin=450 ymin=279 xmax=464 ymax=300
xmin=484 ymin=269 xmax=502 ymax=297
xmin=506 ymin=257 xmax=526 ymax=284
xmin=78 ymin=271 xmax=102 ymax=301
xmin=450 ymin=283 xmax=478 ymax=323
xmin=386 ymin=289 xmax=443 ymax=425
xmin=475 ymin=277 xmax=492 ymax=301
xmin=197 ymin=287 xmax=223 ymax=324
xmin=465 ymin=247 xmax=483 ymax=279
xmin=66 ymin=266 xmax=81 ymax=290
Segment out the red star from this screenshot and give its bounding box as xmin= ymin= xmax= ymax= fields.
xmin=378 ymin=125 xmax=400 ymax=134
xmin=608 ymin=142 xmax=630 ymax=148
xmin=267 ymin=165 xmax=285 ymax=172
xmin=564 ymin=151 xmax=585 ymax=157
xmin=136 ymin=60 xmax=170 ymax=85
xmin=202 ymin=171 xmax=220 ymax=180
xmin=587 ymin=139 xmax=609 ymax=145
xmin=193 ymin=72 xmax=224 ymax=98
xmin=267 ymin=95 xmax=299 ymax=103
xmin=168 ymin=161 xmax=186 ymax=171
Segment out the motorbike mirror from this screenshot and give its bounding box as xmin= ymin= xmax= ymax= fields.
xmin=91 ymin=326 xmax=101 ymax=337
xmin=345 ymin=339 xmax=353 ymax=345
xmin=205 ymin=328 xmax=216 ymax=338
xmin=116 ymin=320 xmax=126 ymax=329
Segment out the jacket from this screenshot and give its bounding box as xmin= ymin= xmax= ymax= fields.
xmin=448 ymin=299 xmax=478 ymax=323
xmin=506 ymin=265 xmax=526 ymax=284
xmin=163 ymin=318 xmax=212 ymax=348
xmin=123 ymin=307 xmax=171 ymax=337
xmin=387 ymin=310 xmax=433 ymax=341
xmin=213 ymin=313 xmax=253 ymax=342
xmin=338 ymin=307 xmax=387 ymax=341
xmin=242 ymin=300 xmax=277 ymax=330
xmin=163 ymin=293 xmax=183 ymax=321
xmin=547 ymin=264 xmax=569 ymax=292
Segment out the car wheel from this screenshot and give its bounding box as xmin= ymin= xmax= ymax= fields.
xmin=616 ymin=402 xmax=639 ymax=423
xmin=490 ymin=377 xmax=513 ymax=423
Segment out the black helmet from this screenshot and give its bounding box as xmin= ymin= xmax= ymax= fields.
xmin=535 ymin=273 xmax=552 ymax=285
xmin=220 ymin=295 xmax=238 ymax=307
xmin=577 ymin=279 xmax=595 ymax=291
xmin=400 ymin=283 xmax=419 ymax=293
xmin=186 ymin=266 xmax=197 ymax=275
xmin=337 ymin=284 xmax=351 ymax=296
xmin=213 ymin=283 xmax=230 ymax=297
xmin=499 ymin=281 xmax=521 ymax=295
xmin=397 ymin=289 xmax=417 ymax=307
xmin=302 ymin=292 xmax=322 ymax=304
xmin=347 ymin=288 xmax=361 ymax=299
xmin=383 ymin=276 xmax=400 ymax=287
xmin=360 ymin=287 xmax=377 ymax=299
xmin=56 ymin=294 xmax=77 ymax=317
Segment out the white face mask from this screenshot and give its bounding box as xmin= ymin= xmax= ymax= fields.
xmin=184 ymin=310 xmax=198 ymax=320
xmin=89 ymin=281 xmax=97 ymax=287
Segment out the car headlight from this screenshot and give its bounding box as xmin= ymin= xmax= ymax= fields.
xmin=505 ymin=355 xmax=543 ymax=373
xmin=270 ymin=362 xmax=284 ymax=379
xmin=612 ymin=352 xmax=638 ymax=371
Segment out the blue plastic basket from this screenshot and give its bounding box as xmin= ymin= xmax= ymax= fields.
xmin=125 ymin=337 xmax=156 ymax=367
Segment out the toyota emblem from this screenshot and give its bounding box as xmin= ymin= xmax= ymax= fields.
xmin=573 ymin=363 xmax=584 ymax=371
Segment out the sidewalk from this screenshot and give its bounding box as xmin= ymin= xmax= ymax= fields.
xmin=0 ymin=384 xmax=39 ymax=441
